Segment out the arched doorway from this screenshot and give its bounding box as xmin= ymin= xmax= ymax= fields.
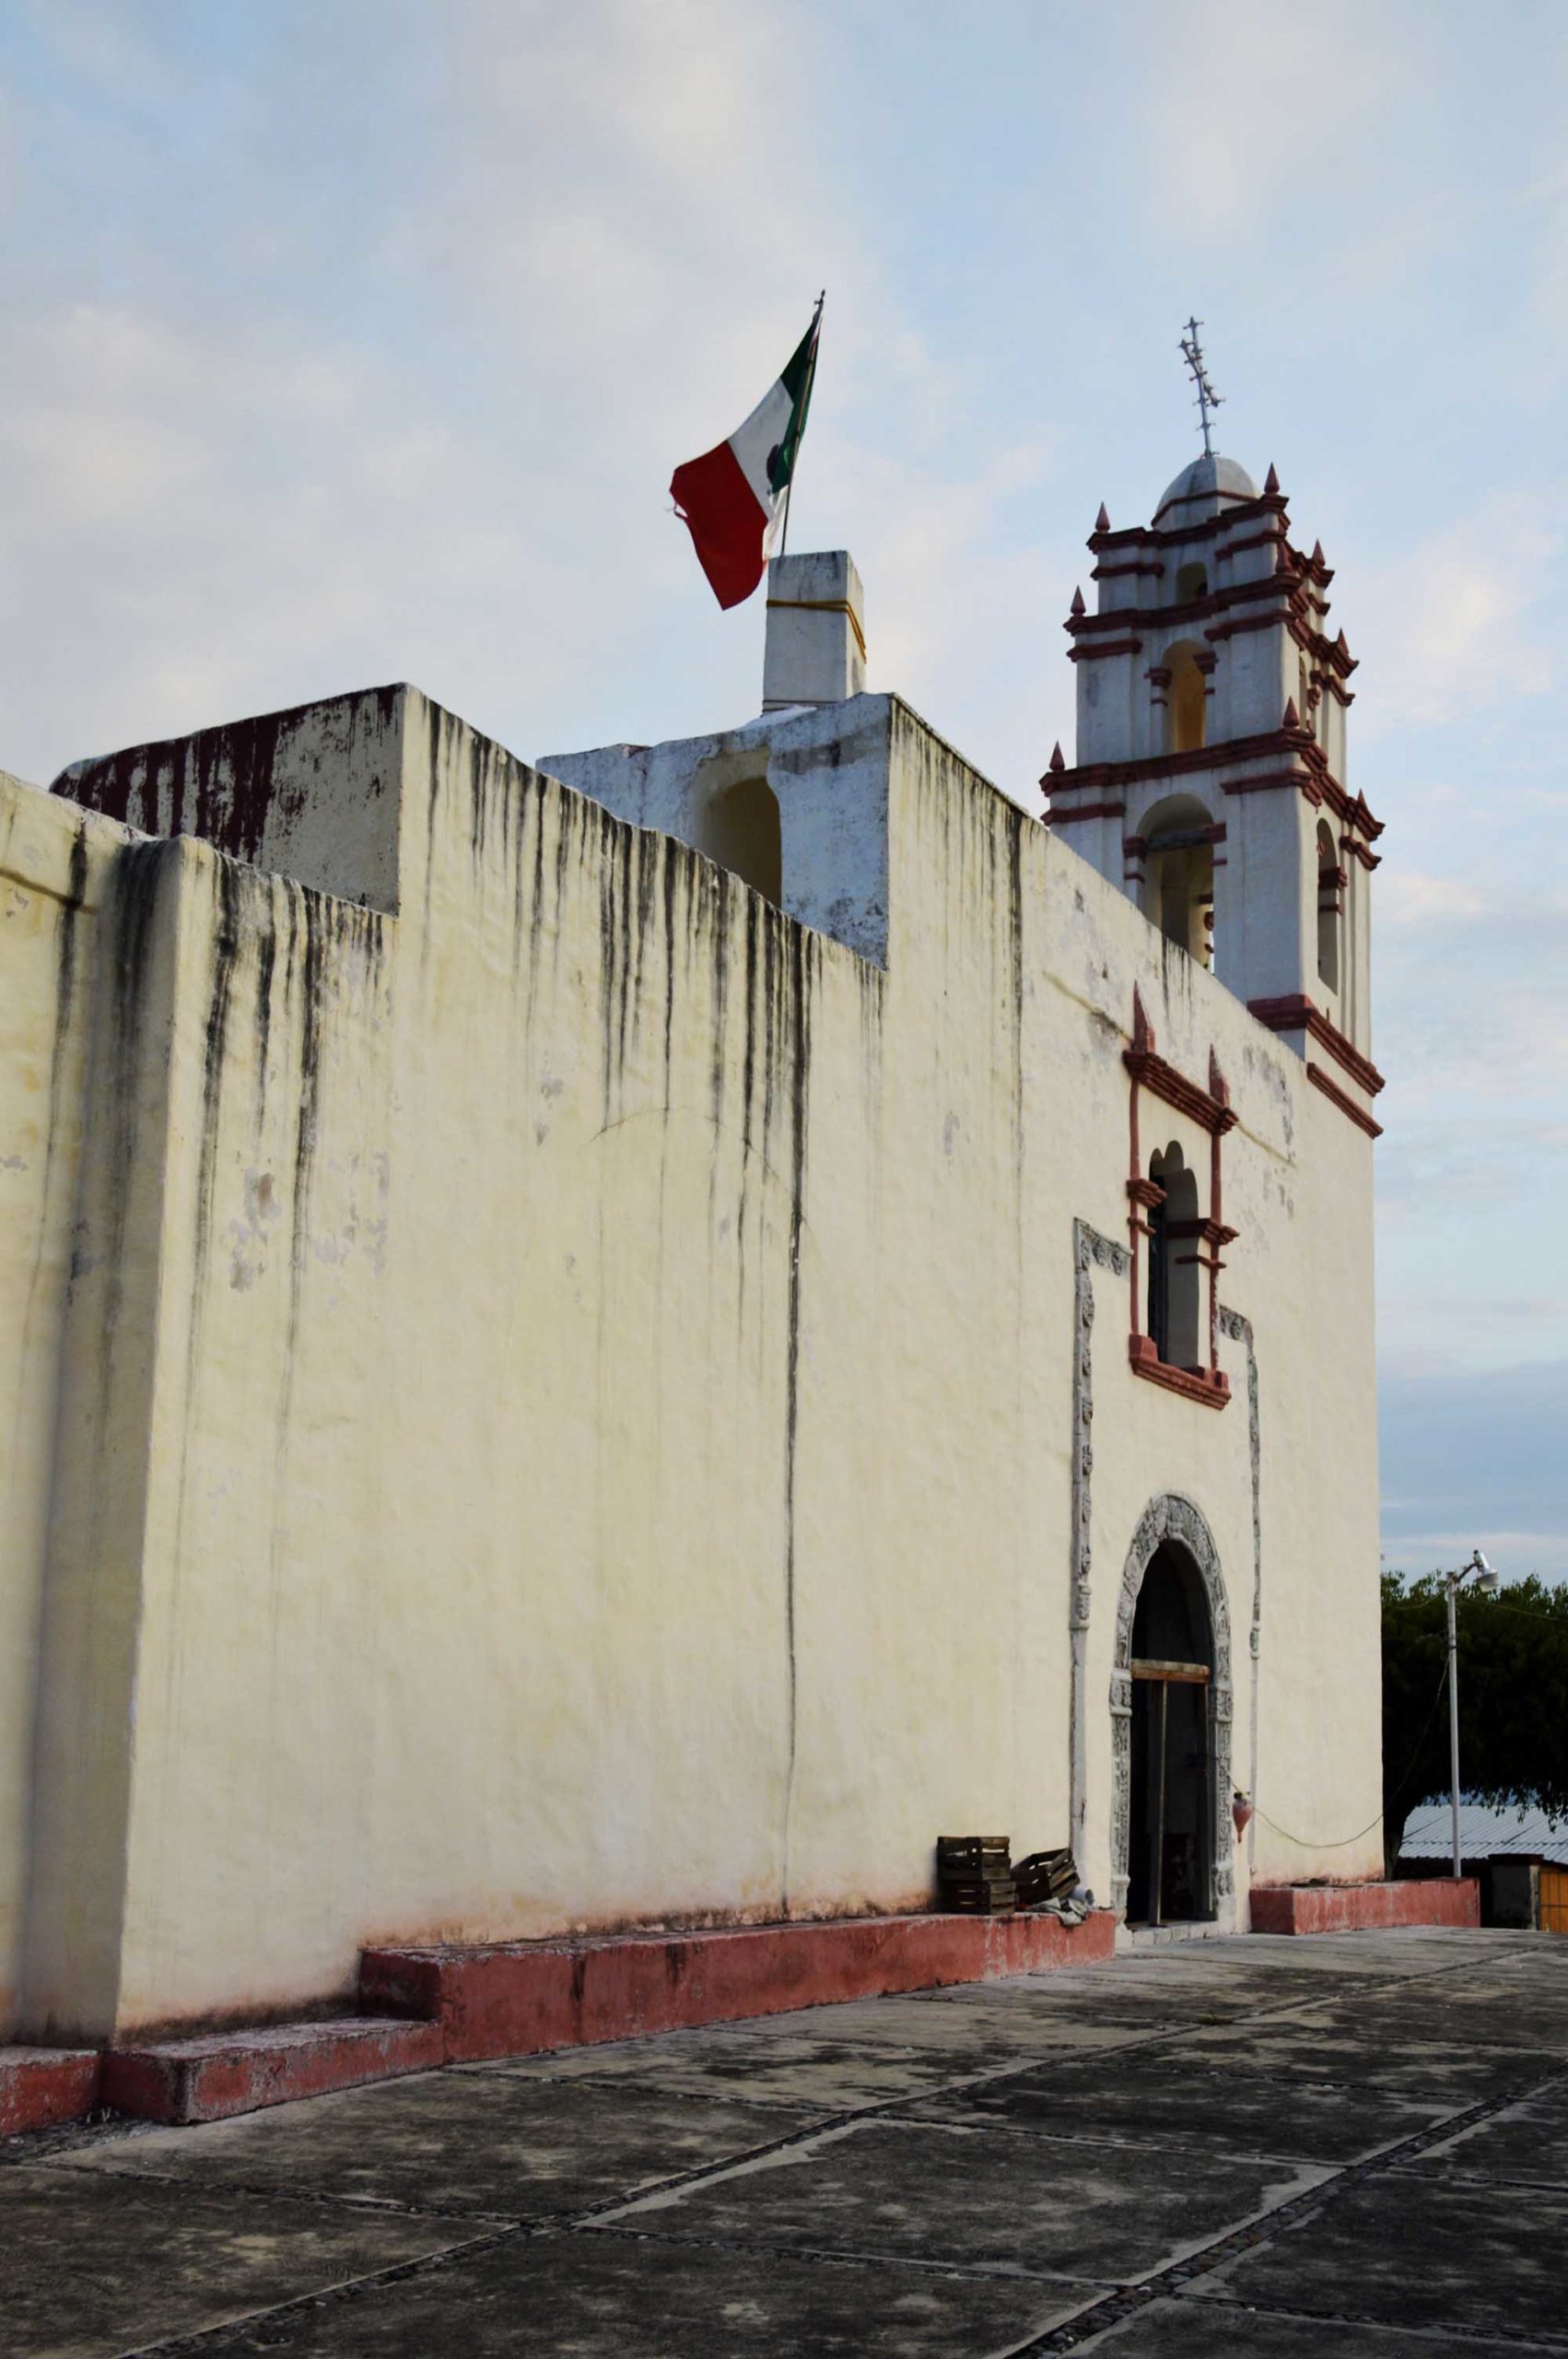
xmin=1111 ymin=1496 xmax=1234 ymax=1926
xmin=1127 ymin=1545 xmax=1213 ymax=1923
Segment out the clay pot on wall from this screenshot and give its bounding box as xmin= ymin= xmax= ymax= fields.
xmin=1232 ymin=1792 xmax=1255 ymax=1841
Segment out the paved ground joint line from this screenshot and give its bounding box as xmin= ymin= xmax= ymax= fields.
xmin=129 ymin=2225 xmax=538 ymax=2359
xmin=575 ymin=2213 xmax=1107 ymax=2289
xmin=1011 ymin=2057 xmax=1568 ymax=2354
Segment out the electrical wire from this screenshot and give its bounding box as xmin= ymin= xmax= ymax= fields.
xmin=1254 ymin=1660 xmax=1451 ymax=1851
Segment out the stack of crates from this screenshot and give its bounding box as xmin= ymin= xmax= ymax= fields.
xmin=936 ymin=1835 xmax=1015 ymax=1915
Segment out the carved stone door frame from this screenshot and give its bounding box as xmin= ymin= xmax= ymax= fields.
xmin=1110 ymin=1494 xmax=1235 ymax=1924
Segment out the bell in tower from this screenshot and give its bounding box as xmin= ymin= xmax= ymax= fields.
xmin=1043 ymin=323 xmax=1384 ymax=1133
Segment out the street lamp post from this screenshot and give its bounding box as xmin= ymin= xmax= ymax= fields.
xmin=1445 ymin=1549 xmax=1500 ymax=1879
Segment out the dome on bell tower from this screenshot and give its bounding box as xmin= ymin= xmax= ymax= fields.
xmin=1153 ymin=452 xmax=1258 ymax=527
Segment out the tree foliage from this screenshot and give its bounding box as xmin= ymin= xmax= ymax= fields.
xmin=1382 ymin=1570 xmax=1568 ymax=1869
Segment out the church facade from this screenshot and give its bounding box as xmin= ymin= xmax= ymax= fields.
xmin=0 ymin=452 xmax=1386 ymax=2045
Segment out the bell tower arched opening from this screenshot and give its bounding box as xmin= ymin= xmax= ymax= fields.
xmin=1164 ymin=640 xmax=1208 ymax=754
xmin=1140 ymin=794 xmax=1215 ymax=969
xmin=1126 ymin=1541 xmax=1216 ymax=1926
xmin=1316 ymin=817 xmax=1342 ymax=992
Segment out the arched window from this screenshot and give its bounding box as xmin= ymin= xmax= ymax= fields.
xmin=1164 ymin=640 xmax=1208 ymax=754
xmin=1175 ymin=561 xmax=1208 ymax=604
xmin=695 ymin=776 xmax=782 ymax=906
xmin=1316 ymin=817 xmax=1340 ymax=992
xmin=1147 ymin=1144 xmax=1201 ymax=1369
xmin=1140 ymin=794 xmax=1215 ymax=970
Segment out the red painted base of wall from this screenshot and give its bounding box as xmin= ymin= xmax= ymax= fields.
xmin=362 ymin=1908 xmax=1118 ymax=2065
xmin=0 ymin=2046 xmax=101 ymax=2137
xmin=5 ymin=1910 xmax=1115 ymax=2136
xmin=1250 ymin=1880 xmax=1480 ymax=1936
xmin=101 ymin=2016 xmax=444 ymax=2126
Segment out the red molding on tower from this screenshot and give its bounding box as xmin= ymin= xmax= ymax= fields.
xmin=1046 ymin=726 xmax=1384 ymax=844
xmin=1044 ymin=800 xmax=1126 ymax=824
xmin=1246 ymin=993 xmax=1385 ymax=1097
xmin=1068 ymin=637 xmax=1144 ymax=663
xmin=1306 ymin=1062 xmax=1384 ymax=1138
xmin=1090 ymin=487 xmax=1285 ymax=555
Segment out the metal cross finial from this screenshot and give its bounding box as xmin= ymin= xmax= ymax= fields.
xmin=1179 ymin=317 xmax=1223 ymax=457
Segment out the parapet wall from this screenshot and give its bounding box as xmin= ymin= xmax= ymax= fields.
xmin=2 ymin=684 xmax=1383 ymax=2040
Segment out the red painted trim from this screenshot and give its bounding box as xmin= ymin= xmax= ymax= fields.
xmin=101 ymin=2018 xmax=445 ymax=2126
xmin=1051 ymin=726 xmax=1382 ymax=840
xmin=1068 ymin=637 xmax=1143 ymax=663
xmin=1042 ymin=799 xmax=1126 ymax=824
xmin=1092 ymin=491 xmax=1285 ymax=553
xmin=1128 ymin=1337 xmax=1232 ymax=1408
xmin=1307 ymin=1062 xmax=1384 ymax=1137
xmin=1123 ymin=1048 xmax=1237 ymax=1136
xmin=1205 ymin=611 xmax=1287 ymax=641
xmin=1093 ymin=558 xmax=1165 ymax=581
xmin=0 ymin=2047 xmax=101 ymax=2136
xmin=1250 ymin=1881 xmax=1478 ymax=1935
xmin=1223 ymin=769 xmax=1323 ymax=806
xmin=1247 ymin=994 xmax=1385 ymax=1095
xmin=361 ymin=1910 xmax=1117 ymax=2066
xmin=1068 ymin=569 xmax=1302 ymax=643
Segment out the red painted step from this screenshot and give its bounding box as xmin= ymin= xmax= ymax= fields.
xmin=101 ymin=2015 xmax=444 ymax=2125
xmin=1250 ymin=1879 xmax=1480 ymax=1935
xmin=0 ymin=2046 xmax=101 ymax=2137
xmin=362 ymin=1907 xmax=1116 ymax=2065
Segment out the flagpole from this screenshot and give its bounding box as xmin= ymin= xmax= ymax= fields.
xmin=778 ymin=290 xmax=824 ymax=561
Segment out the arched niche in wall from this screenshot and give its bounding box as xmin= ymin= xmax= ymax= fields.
xmin=693 ymin=772 xmax=782 ymax=906
xmin=1140 ymin=792 xmax=1215 ymax=969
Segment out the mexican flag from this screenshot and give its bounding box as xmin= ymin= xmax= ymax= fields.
xmin=671 ymin=304 xmax=822 ymax=610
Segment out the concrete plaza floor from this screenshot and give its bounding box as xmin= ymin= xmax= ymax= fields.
xmin=3 ymin=1928 xmax=1565 ymax=2355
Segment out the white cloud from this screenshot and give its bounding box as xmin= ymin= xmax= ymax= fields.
xmin=1378 ymin=872 xmax=1492 ymax=926
xmin=1358 ymin=493 xmax=1563 ymax=728
xmin=1127 ymin=0 xmax=1397 ymax=240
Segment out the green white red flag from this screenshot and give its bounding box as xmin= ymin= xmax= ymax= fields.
xmin=671 ymin=304 xmax=822 ymax=609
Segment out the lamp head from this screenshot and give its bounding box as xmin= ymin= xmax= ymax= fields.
xmin=1468 ymin=1548 xmax=1499 ymax=1593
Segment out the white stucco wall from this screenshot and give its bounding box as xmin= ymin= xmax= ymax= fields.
xmin=0 ymin=683 xmax=1383 ymax=2042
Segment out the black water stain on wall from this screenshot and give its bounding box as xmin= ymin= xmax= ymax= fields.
xmin=10 ymin=823 xmax=93 ymax=1480
xmin=88 ymin=839 xmax=183 ymax=1446
xmin=253 ymin=885 xmax=278 ymax=1133
xmin=192 ymin=857 xmax=246 ymax=1316
xmin=778 ymin=921 xmax=813 ymax=1912
xmin=53 ymin=686 xmax=407 ymax=914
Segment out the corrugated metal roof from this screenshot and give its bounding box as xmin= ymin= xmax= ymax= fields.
xmin=1399 ymin=1801 xmax=1568 ymax=1863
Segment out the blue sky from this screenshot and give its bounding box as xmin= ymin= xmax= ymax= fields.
xmin=1 ymin=1 xmax=1563 ymax=1576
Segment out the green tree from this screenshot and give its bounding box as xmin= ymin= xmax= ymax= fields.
xmin=1382 ymin=1570 xmax=1568 ymax=1871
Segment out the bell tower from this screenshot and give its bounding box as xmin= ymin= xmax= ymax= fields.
xmin=1044 ymin=335 xmax=1384 ymax=1138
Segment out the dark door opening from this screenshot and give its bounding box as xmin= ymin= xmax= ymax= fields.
xmin=1126 ymin=1541 xmax=1215 ymax=1926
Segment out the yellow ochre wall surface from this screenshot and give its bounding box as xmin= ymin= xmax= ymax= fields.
xmin=0 ymin=687 xmax=1383 ymax=2041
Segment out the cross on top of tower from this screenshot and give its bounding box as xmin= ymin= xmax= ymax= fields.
xmin=1178 ymin=317 xmax=1223 ymax=458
